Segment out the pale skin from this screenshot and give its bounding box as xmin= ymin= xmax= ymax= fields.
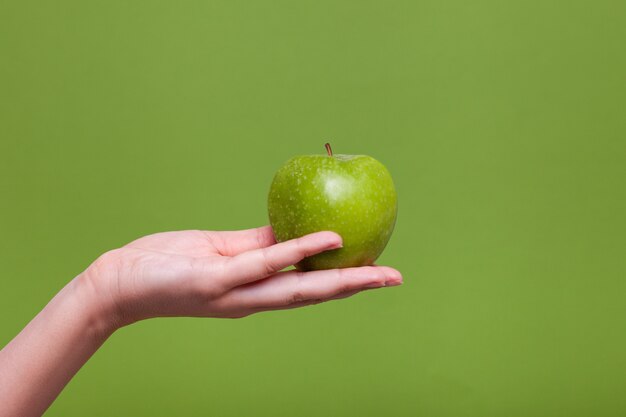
xmin=0 ymin=226 xmax=402 ymax=417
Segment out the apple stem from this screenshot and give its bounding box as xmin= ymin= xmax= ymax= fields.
xmin=325 ymin=143 xmax=333 ymax=157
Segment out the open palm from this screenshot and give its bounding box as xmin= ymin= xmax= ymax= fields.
xmin=86 ymin=225 xmax=402 ymax=325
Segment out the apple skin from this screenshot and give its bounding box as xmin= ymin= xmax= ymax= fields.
xmin=268 ymin=152 xmax=397 ymax=271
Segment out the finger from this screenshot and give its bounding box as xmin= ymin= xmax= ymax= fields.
xmin=263 ymin=288 xmax=363 ymax=312
xmin=223 ymin=231 xmax=343 ymax=287
xmin=211 ymin=225 xmax=276 ymax=256
xmin=224 ymin=266 xmax=402 ymax=311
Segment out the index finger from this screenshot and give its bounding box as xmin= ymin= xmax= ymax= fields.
xmin=223 ymin=231 xmax=342 ymax=288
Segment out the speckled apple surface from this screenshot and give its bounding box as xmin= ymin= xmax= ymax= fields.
xmin=268 ymin=152 xmax=397 ymax=271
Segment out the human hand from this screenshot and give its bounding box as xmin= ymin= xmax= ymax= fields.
xmin=82 ymin=226 xmax=402 ymax=328
xmin=0 ymin=226 xmax=402 ymax=416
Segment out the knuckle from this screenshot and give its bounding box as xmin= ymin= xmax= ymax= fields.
xmin=293 ymin=270 xmax=306 ymax=283
xmin=335 ymin=268 xmax=349 ymax=282
xmin=295 ymin=236 xmax=315 ymax=258
xmin=287 ymin=290 xmax=307 ymax=305
xmin=191 ymin=259 xmax=228 ymax=299
xmin=260 ymin=248 xmax=280 ymax=275
xmin=294 ymin=237 xmax=306 ymax=253
xmin=337 ymin=283 xmax=352 ymax=294
xmin=256 ymin=227 xmax=269 ymax=249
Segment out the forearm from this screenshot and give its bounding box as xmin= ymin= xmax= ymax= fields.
xmin=0 ymin=274 xmax=117 ymax=417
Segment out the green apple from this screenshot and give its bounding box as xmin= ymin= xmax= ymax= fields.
xmin=268 ymin=143 xmax=398 ymax=271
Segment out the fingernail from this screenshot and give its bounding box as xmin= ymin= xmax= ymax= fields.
xmin=385 ymin=279 xmax=403 ymax=287
xmin=319 ymin=231 xmax=342 ymax=249
xmin=327 ymin=240 xmax=343 ymax=249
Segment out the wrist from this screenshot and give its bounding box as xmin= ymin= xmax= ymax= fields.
xmin=68 ymin=269 xmax=124 ymax=341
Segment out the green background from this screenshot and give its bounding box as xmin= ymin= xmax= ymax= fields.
xmin=1 ymin=1 xmax=625 ymax=415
